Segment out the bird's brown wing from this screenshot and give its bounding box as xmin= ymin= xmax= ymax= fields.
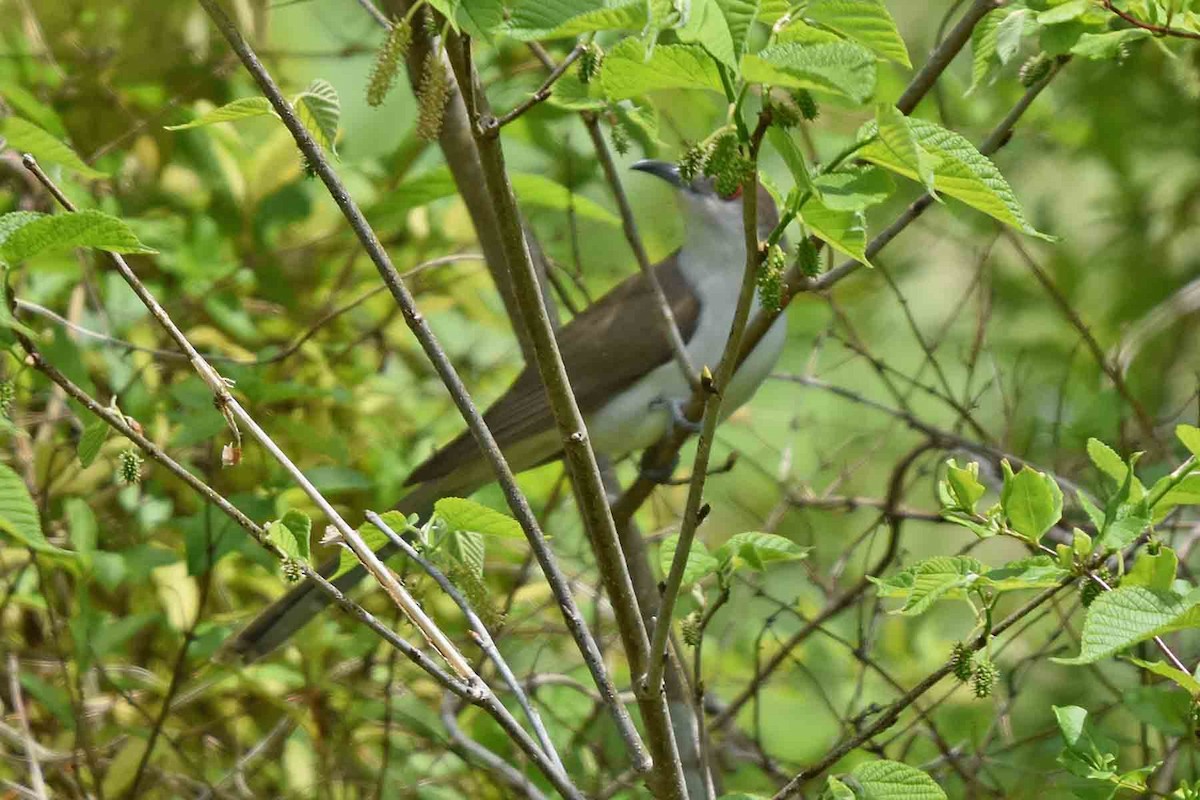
xmin=405 ymin=251 xmax=699 ymax=485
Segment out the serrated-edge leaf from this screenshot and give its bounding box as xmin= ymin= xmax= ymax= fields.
xmin=805 ymin=0 xmax=912 ymax=67
xmin=1002 ymin=465 xmax=1063 ymax=541
xmin=1 ymin=210 xmax=156 ymax=262
xmin=599 ymin=40 xmax=725 ymax=100
xmin=809 ymin=164 xmax=894 ymax=211
xmin=741 ymin=41 xmax=877 ymax=103
xmin=78 ymin=418 xmax=109 ymax=468
xmin=164 ymin=97 xmax=276 ymax=131
xmin=445 ymin=528 xmax=486 ymax=577
xmin=1086 ymin=437 xmax=1145 ymax=500
xmin=1127 ymin=657 xmax=1200 ymax=696
xmin=717 ymin=0 xmax=760 ymax=61
xmin=798 ymin=196 xmax=871 ymax=265
xmin=1054 ymin=586 xmax=1200 ymax=665
xmin=875 ymin=103 xmax=936 ymax=193
xmin=679 ymin=0 xmax=738 ymax=67
xmin=858 ymin=117 xmax=1051 ymax=238
xmin=456 ymin=0 xmax=506 ymax=39
xmin=506 ymin=0 xmax=648 ymax=40
xmin=294 ymin=79 xmax=340 ymax=155
xmin=1 ymin=116 xmax=106 ymax=179
xmin=716 ymin=531 xmax=809 ymax=571
xmin=0 ymin=463 xmax=53 ymax=552
xmin=435 ymin=497 xmax=524 ymax=539
xmin=849 ymin=759 xmax=948 ymax=800
xmin=969 ymin=8 xmax=1006 ymax=92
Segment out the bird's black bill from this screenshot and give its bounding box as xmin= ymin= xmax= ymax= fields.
xmin=631 ymin=159 xmax=684 ymax=189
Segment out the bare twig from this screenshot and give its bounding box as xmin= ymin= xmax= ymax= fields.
xmin=485 ymin=45 xmax=585 ymax=132
xmin=1099 ymin=0 xmax=1200 ymax=40
xmin=5 ymin=654 xmax=47 ymax=800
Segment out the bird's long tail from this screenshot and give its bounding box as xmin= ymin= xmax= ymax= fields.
xmin=222 ymin=479 xmax=447 ymax=664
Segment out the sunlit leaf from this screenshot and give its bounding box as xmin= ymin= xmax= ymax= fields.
xmin=164 ymin=97 xmax=276 ymax=130
xmin=0 ymin=115 xmax=106 ymax=179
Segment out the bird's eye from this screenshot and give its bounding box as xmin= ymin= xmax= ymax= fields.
xmin=720 ymin=185 xmax=743 ymax=201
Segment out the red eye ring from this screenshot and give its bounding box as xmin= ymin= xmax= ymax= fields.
xmin=721 ymin=185 xmax=743 ymax=201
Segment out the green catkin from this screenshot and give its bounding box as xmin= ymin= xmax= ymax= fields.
xmin=950 ymin=641 xmax=974 ymax=682
xmin=972 ymin=657 xmax=999 ymax=698
xmin=300 ymin=153 xmax=317 ymax=180
xmin=681 ymin=611 xmax=702 ymax=647
xmin=281 ymin=558 xmax=304 ymax=583
xmin=1080 ymin=567 xmax=1114 ymax=607
xmin=367 ymin=19 xmax=412 ymax=107
xmin=791 ymin=89 xmax=818 ymax=121
xmin=703 ymin=131 xmax=749 ymax=198
xmin=677 ymin=141 xmax=707 ymax=184
xmin=578 ymin=42 xmax=603 ymax=84
xmin=416 ymin=51 xmax=449 ymax=141
xmin=795 ymin=237 xmax=821 ymax=277
xmin=758 ymin=244 xmax=785 ymax=312
xmin=445 ymin=560 xmax=506 ymax=631
xmin=610 ymin=116 xmax=631 ymax=155
xmin=0 ymin=380 xmax=13 ymax=417
xmin=1018 ymin=52 xmax=1053 ymax=87
xmin=118 ymin=448 xmax=143 ymax=485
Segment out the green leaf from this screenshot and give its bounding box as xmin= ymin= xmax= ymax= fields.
xmin=660 ymin=533 xmax=720 ymax=586
xmin=1 ymin=210 xmax=156 ymax=262
xmin=679 ymin=0 xmax=738 ymax=67
xmin=1071 ymin=28 xmax=1151 ymax=60
xmin=294 ymin=79 xmax=340 ymax=155
xmin=969 ymin=9 xmax=1006 ymax=92
xmin=717 ymin=0 xmax=760 ymax=61
xmin=775 ymin=18 xmax=844 ymax=45
xmin=444 ymin=528 xmax=485 ymax=577
xmin=857 ymin=117 xmax=1050 ymax=237
xmin=805 ymin=0 xmax=912 ymax=67
xmin=164 ymin=97 xmax=276 ymax=130
xmin=64 ymin=498 xmax=97 ymax=558
xmin=509 ymin=173 xmax=619 ymax=225
xmin=0 ymin=463 xmax=58 ymax=553
xmin=981 ymin=555 xmax=1070 ymax=592
xmin=798 ymin=195 xmax=870 ymax=265
xmin=1178 ymin=425 xmax=1200 ymax=459
xmin=941 ymin=458 xmax=986 ymax=513
xmin=507 ymin=0 xmax=648 ymax=40
xmin=77 ymin=418 xmax=109 ymax=468
xmin=1053 ymin=704 xmax=1090 ymax=749
xmin=1054 ymin=586 xmax=1200 ymax=665
xmin=869 ymin=556 xmax=984 ymax=616
xmin=599 ymin=39 xmax=725 ymax=99
xmin=715 ymin=531 xmax=809 ymax=571
xmin=809 ymin=165 xmax=893 ymax=211
xmin=766 ymin=128 xmax=814 ymax=194
xmin=846 ymin=759 xmax=947 ymax=800
xmin=333 ymin=515 xmax=399 ymax=580
xmin=435 ymin=497 xmax=524 ymax=539
xmin=1124 ymin=547 xmax=1179 ymax=592
xmin=875 ymin=103 xmax=937 ymax=193
xmin=1127 ymin=657 xmax=1200 ymax=696
xmin=1086 ymin=437 xmax=1145 ymax=500
xmin=0 ymin=116 xmax=106 ymax=179
xmin=741 ymin=41 xmax=877 ymax=103
xmin=456 ymin=0 xmax=506 ymax=39
xmin=266 ymin=509 xmax=312 ymax=563
xmin=1000 ymin=461 xmax=1063 ymax=542
xmin=1152 ymin=474 xmax=1200 ymax=521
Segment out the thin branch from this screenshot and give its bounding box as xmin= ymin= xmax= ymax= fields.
xmin=485 ymin=45 xmax=585 ymax=132
xmin=1099 ymin=0 xmax=1200 ymax=40
xmin=455 ymin=31 xmax=684 ymax=796
xmin=5 ymin=654 xmax=47 ymax=800
xmin=440 ymin=694 xmax=552 ymax=800
xmin=196 ymin=0 xmax=648 ymax=771
xmin=645 ymin=111 xmax=773 ymax=696
xmin=1003 ymin=232 xmax=1159 ymax=444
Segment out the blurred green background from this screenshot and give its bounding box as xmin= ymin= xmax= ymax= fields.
xmin=1 ymin=1 xmax=1198 ymax=797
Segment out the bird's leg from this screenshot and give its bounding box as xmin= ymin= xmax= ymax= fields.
xmin=650 ymin=396 xmax=702 ymax=435
xmin=640 ymin=397 xmax=701 ymax=483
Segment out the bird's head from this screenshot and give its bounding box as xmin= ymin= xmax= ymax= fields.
xmin=632 ymin=159 xmax=780 ymax=244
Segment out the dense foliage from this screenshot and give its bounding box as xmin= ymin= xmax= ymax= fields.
xmin=2 ymin=1 xmax=1200 ymax=798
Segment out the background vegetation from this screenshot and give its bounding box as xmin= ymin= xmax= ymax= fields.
xmin=1 ymin=0 xmax=1199 ymax=798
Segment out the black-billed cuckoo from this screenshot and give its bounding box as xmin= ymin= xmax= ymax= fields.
xmin=229 ymin=160 xmax=789 ymax=660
